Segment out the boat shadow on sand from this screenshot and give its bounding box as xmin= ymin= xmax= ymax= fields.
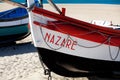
xmin=0 ymin=41 xmax=37 ymax=57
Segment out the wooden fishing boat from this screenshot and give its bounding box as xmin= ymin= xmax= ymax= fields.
xmin=0 ymin=7 xmax=30 ymax=44
xmin=27 ymin=0 xmax=120 ymax=78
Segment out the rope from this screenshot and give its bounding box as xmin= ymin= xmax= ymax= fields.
xmin=48 ymin=22 xmax=109 ymax=48
xmin=38 ymin=51 xmax=52 ymax=80
xmin=39 ymin=25 xmax=70 ymax=50
xmin=37 ymin=21 xmax=52 ymax=79
xmin=69 ymin=36 xmax=110 ymax=48
xmin=37 ymin=15 xmax=120 ymax=61
xmin=108 ymin=36 xmax=120 ymax=60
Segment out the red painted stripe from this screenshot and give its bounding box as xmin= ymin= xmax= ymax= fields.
xmin=34 ymin=21 xmax=120 ymax=47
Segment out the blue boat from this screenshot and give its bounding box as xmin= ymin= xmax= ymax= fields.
xmin=0 ymin=7 xmax=30 ymax=44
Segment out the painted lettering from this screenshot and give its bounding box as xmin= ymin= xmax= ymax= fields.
xmin=55 ymin=36 xmax=61 ymax=45
xmin=60 ymin=38 xmax=66 ymax=47
xmin=44 ymin=32 xmax=77 ymax=50
xmin=44 ymin=33 xmax=51 ymax=42
xmin=71 ymin=41 xmax=77 ymax=50
xmin=66 ymin=39 xmax=72 ymax=49
xmin=50 ymin=35 xmax=55 ymax=44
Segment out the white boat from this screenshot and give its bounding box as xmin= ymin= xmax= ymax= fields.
xmin=27 ymin=0 xmax=120 ymax=78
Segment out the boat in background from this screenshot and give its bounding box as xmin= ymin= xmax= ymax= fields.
xmin=0 ymin=6 xmax=30 ymax=44
xmin=27 ymin=0 xmax=120 ymax=78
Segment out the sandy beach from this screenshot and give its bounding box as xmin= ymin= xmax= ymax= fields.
xmin=44 ymin=4 xmax=120 ymax=25
xmin=0 ymin=3 xmax=18 ymax=12
xmin=0 ymin=2 xmax=120 ymax=80
xmin=0 ymin=35 xmax=88 ymax=80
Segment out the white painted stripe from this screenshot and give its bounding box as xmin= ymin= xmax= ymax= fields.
xmin=0 ymin=18 xmax=28 ymax=27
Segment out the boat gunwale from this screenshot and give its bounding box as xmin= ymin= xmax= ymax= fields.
xmin=32 ymin=6 xmax=120 ymax=37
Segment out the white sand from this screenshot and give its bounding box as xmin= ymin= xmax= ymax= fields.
xmin=1 ymin=3 xmax=120 ymax=24
xmin=0 ymin=35 xmax=88 ymax=80
xmin=44 ymin=4 xmax=120 ymax=25
xmin=0 ymin=3 xmax=18 ymax=12
xmin=0 ymin=3 xmax=120 ymax=80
